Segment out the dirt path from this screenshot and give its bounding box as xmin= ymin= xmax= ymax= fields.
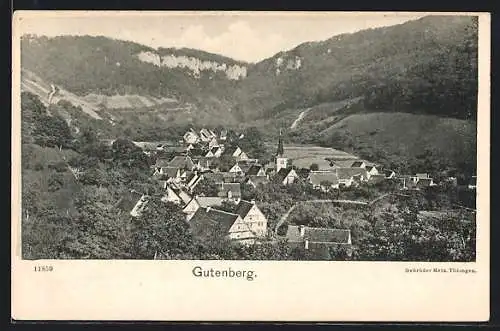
xmin=290 ymin=107 xmax=311 ymax=129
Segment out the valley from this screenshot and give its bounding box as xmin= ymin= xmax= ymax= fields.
xmin=17 ymin=14 xmax=479 ymax=262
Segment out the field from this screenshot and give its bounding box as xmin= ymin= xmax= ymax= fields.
xmin=278 ymin=144 xmax=368 ymax=170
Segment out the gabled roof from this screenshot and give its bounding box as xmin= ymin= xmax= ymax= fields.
xmin=188 ymin=207 xmax=241 ymax=237
xmin=247 ymin=175 xmax=270 ymax=186
xmin=286 ymin=225 xmax=351 ymax=244
xmin=177 ymin=190 xmax=193 ymax=204
xmin=168 ymin=155 xmax=195 ymax=169
xmin=196 ymin=157 xmax=215 ymax=168
xmin=234 ymin=200 xmax=255 ymax=219
xmin=223 ymin=146 xmax=241 ymax=156
xmin=274 ymin=168 xmax=297 ymax=183
xmin=366 ymin=165 xmax=376 ymax=171
xmin=217 ymin=182 xmax=241 ymax=198
xmin=336 ymin=168 xmax=367 ymax=180
xmin=237 ymin=162 xmax=252 ymax=174
xmin=416 ymin=173 xmax=429 ymax=179
xmin=210 ymin=146 xmax=221 ymax=154
xmin=309 ymin=171 xmax=339 ymax=186
xmin=246 ymin=164 xmax=263 ymax=176
xmin=194 ymin=196 xmax=225 ymax=208
xmin=351 ymin=161 xmax=365 ymax=167
xmin=384 ymin=169 xmax=395 ymax=177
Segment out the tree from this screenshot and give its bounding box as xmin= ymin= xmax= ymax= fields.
xmin=192 ymin=177 xmax=219 ymax=197
xmin=131 ymin=198 xmax=197 ymax=259
xmin=33 ymin=115 xmax=73 ymax=149
xmin=309 ymin=163 xmax=319 ymax=171
xmin=58 ymin=199 xmax=131 ymax=259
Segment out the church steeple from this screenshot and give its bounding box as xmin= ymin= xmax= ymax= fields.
xmin=275 ymin=129 xmax=288 ymax=172
xmin=276 ymin=129 xmax=284 ymax=156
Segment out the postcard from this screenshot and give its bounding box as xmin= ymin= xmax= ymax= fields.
xmin=11 ymin=10 xmax=490 ymax=321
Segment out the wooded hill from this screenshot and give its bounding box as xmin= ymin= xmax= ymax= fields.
xmin=21 ymin=15 xmax=478 ymax=122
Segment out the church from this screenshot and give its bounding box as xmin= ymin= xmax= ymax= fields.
xmin=270 ymin=130 xmax=299 ymax=185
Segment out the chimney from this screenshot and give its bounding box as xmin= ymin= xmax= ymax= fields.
xmin=250 ymin=199 xmax=255 ymax=204
xmin=299 ymin=225 xmax=305 ymax=237
xmin=304 ymin=239 xmax=309 ymax=250
xmin=206 ymin=206 xmax=211 ymax=212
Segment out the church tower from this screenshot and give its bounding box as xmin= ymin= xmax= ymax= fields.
xmin=275 ymin=129 xmax=288 ymax=172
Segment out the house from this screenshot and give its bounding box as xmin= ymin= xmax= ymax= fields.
xmin=350 ymin=161 xmax=366 ymax=168
xmin=284 ymin=225 xmax=352 ymax=259
xmin=208 ymin=137 xmax=220 ymax=150
xmin=223 ymin=146 xmax=248 ymax=160
xmin=115 ymin=190 xmax=149 ymax=218
xmin=228 ymin=161 xmax=253 ymax=176
xmin=336 ymin=168 xmax=369 ymax=187
xmin=183 ymin=196 xmax=225 ymax=221
xmin=401 ymin=173 xmax=435 ymax=190
xmin=416 ymin=173 xmax=430 ymax=180
xmin=205 ymin=146 xmax=224 ymax=158
xmin=233 ymin=200 xmax=268 ymax=239
xmin=384 ymin=169 xmax=396 ymax=179
xmin=245 ymin=175 xmax=270 ymax=188
xmin=183 ymin=129 xmax=200 ymax=144
xmin=199 ymin=128 xmax=216 ymax=142
xmin=365 ymin=165 xmax=379 ymax=178
xmin=154 ymin=166 xmax=182 ymax=181
xmin=185 ymin=172 xmax=203 ymax=191
xmin=274 ymin=168 xmax=299 ymax=185
xmin=188 ymin=207 xmax=243 ymax=242
xmin=217 ymin=182 xmax=241 ymax=201
xmin=195 ymin=157 xmax=218 ymax=172
xmin=228 ymin=162 xmax=244 ymax=175
xmin=168 ymin=155 xmax=196 ymax=171
xmin=204 ymin=171 xmax=239 ymax=184
xmin=188 ymin=205 xmax=265 ymax=245
xmin=308 ymin=171 xmax=339 ymax=191
xmin=161 ymin=186 xmax=184 ymax=205
xmin=245 ymin=164 xmax=266 ymax=177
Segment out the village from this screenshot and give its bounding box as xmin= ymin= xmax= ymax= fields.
xmin=102 ymin=126 xmax=476 ymax=259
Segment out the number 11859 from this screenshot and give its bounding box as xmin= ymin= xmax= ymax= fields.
xmin=34 ymin=265 xmax=53 ymax=272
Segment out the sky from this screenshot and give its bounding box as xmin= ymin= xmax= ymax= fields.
xmin=17 ymin=12 xmax=427 ymax=63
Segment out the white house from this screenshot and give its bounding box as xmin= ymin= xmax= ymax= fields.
xmin=231 ymin=200 xmax=268 ymax=242
xmin=274 ymin=168 xmax=299 ymax=185
xmin=228 ymin=162 xmax=244 ymax=175
xmin=161 ymin=186 xmax=183 ymax=205
xmin=365 ymin=165 xmax=379 ymax=179
xmin=188 ymin=202 xmax=267 ymax=245
xmin=183 ymin=196 xmax=225 ymax=221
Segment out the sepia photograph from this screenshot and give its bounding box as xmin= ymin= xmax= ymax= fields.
xmin=11 ymin=11 xmax=490 ymax=322
xmin=17 ymin=12 xmax=479 ymax=262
